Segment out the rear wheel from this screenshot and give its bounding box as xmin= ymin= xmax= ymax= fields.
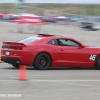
xmin=96 ymin=55 xmax=100 ymax=69
xmin=91 ymin=28 xmax=98 ymax=31
xmin=34 ymin=53 xmax=51 ymax=70
xmin=12 ymin=64 xmax=20 ymax=69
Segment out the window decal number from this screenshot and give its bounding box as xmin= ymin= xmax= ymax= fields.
xmin=89 ymin=55 xmax=96 ymax=61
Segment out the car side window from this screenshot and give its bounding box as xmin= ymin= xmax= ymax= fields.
xmin=48 ymin=39 xmax=58 ymax=45
xmin=57 ymin=39 xmax=80 ymax=46
xmin=66 ymin=40 xmax=80 ymax=46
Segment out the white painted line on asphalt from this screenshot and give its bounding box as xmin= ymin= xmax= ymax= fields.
xmin=0 ymin=80 xmax=100 ymax=88
xmin=29 ymin=80 xmax=100 ymax=88
xmin=0 ymin=79 xmax=100 ymax=82
xmin=59 ymin=82 xmax=100 ymax=88
xmin=30 ymin=80 xmax=100 ymax=82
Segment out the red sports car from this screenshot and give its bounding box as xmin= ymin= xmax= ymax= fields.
xmin=1 ymin=34 xmax=100 ymax=70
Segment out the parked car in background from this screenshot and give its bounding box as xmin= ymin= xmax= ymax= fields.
xmin=80 ymin=16 xmax=100 ymax=31
xmin=55 ymin=16 xmax=70 ymax=24
xmin=70 ymin=16 xmax=79 ymax=22
xmin=0 ymin=13 xmax=4 ymax=20
xmin=0 ymin=13 xmax=41 ymax=21
xmin=19 ymin=13 xmax=40 ymax=18
xmin=2 ymin=14 xmax=20 ymax=20
xmin=40 ymin=16 xmax=57 ymax=23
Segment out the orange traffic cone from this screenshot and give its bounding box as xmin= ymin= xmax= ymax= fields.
xmin=18 ymin=65 xmax=27 ymax=80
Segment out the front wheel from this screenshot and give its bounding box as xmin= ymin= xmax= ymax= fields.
xmin=95 ymin=55 xmax=100 ymax=69
xmin=34 ymin=53 xmax=51 ymax=70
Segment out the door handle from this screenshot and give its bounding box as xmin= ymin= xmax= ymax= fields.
xmin=59 ymin=49 xmax=64 ymax=51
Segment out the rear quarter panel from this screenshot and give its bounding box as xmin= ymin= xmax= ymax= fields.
xmin=33 ymin=44 xmax=59 ymax=67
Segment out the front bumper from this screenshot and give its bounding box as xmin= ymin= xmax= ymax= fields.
xmin=1 ymin=57 xmax=22 ymax=64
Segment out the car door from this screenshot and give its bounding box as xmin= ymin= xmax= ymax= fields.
xmin=57 ymin=38 xmax=90 ymax=67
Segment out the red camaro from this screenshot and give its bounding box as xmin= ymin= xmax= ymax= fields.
xmin=1 ymin=34 xmax=100 ymax=70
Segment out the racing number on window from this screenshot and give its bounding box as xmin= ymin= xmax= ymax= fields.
xmin=89 ymin=55 xmax=96 ymax=61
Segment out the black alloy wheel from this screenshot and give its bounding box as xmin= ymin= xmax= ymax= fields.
xmin=34 ymin=53 xmax=51 ymax=70
xmin=95 ymin=55 xmax=100 ymax=69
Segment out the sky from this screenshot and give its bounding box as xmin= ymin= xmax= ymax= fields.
xmin=0 ymin=0 xmax=99 ymax=4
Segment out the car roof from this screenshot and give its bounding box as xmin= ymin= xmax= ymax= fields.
xmin=37 ymin=34 xmax=85 ymax=45
xmin=37 ymin=34 xmax=71 ymax=39
xmin=26 ymin=34 xmax=85 ymax=47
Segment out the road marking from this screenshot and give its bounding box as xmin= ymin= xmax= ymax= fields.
xmin=0 ymin=80 xmax=100 ymax=88
xmin=29 ymin=79 xmax=100 ymax=82
xmin=0 ymin=79 xmax=100 ymax=82
xmin=60 ymin=82 xmax=100 ymax=87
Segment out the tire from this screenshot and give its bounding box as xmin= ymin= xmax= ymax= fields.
xmin=34 ymin=53 xmax=51 ymax=70
xmin=95 ymin=55 xmax=100 ymax=69
xmin=12 ymin=64 xmax=20 ymax=69
xmin=91 ymin=28 xmax=98 ymax=31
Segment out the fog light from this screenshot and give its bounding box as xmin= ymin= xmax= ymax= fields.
xmin=5 ymin=51 xmax=10 ymax=56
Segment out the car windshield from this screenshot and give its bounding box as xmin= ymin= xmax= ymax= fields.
xmin=18 ymin=36 xmax=42 ymax=43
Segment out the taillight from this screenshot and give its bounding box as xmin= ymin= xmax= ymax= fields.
xmin=2 ymin=45 xmax=23 ymax=50
xmin=18 ymin=46 xmax=23 ymax=50
xmin=2 ymin=45 xmax=4 ymax=48
xmin=15 ymin=46 xmax=18 ymax=50
xmin=15 ymin=46 xmax=23 ymax=50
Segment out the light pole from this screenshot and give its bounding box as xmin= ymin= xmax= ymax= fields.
xmin=80 ymin=1 xmax=87 ymax=17
xmin=17 ymin=0 xmax=25 ymax=14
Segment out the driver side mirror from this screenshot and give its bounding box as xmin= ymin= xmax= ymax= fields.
xmin=80 ymin=45 xmax=84 ymax=48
